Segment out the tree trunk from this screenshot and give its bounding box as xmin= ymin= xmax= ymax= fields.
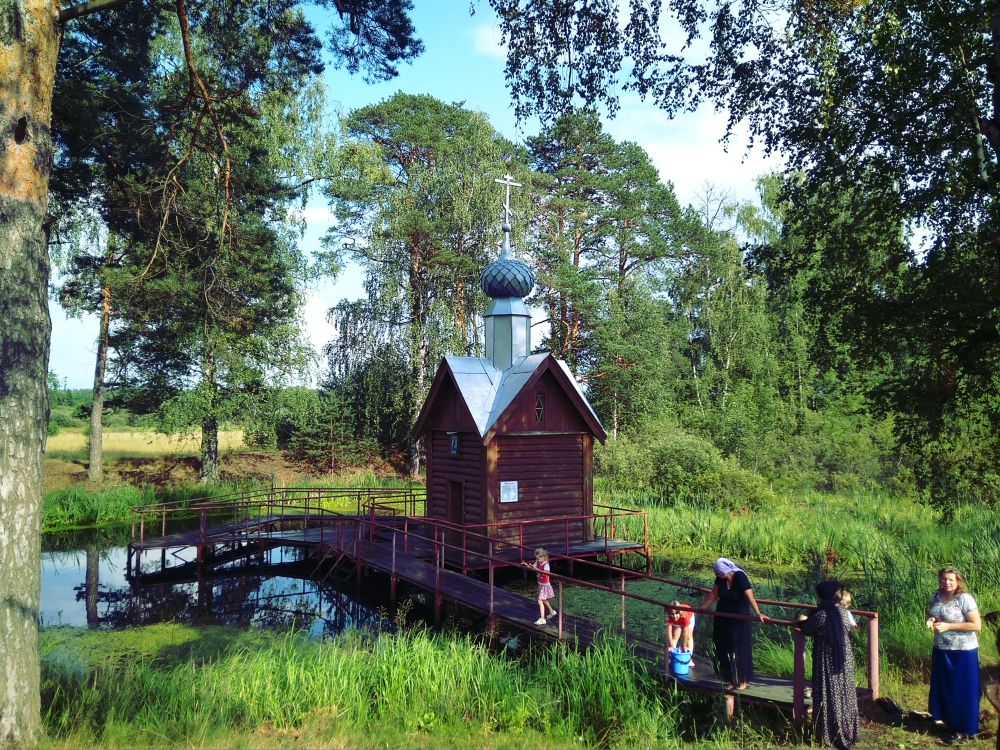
xmin=85 ymin=544 xmax=99 ymax=627
xmin=406 ymin=250 xmax=427 ymax=479
xmin=88 ymin=281 xmax=112 ymax=481
xmin=199 ymin=344 xmax=219 ymax=483
xmin=0 ymin=0 xmax=60 ymax=741
xmin=200 ymin=415 xmax=219 ymax=483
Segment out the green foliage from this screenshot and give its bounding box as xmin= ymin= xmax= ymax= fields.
xmin=244 ymin=386 xmax=376 ymax=470
xmin=46 ymin=379 xmax=91 ymax=434
xmin=41 ymin=483 xmax=255 ymax=530
xmin=39 ymin=625 xmax=702 ymax=748
xmin=596 ymin=423 xmax=779 ymax=512
xmin=322 ymin=93 xmax=529 ymax=465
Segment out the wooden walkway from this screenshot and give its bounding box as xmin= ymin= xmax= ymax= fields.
xmin=127 ymin=496 xmax=880 ymax=724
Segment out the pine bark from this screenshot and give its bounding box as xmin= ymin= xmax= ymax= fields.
xmin=1 ymin=0 xmax=60 ymax=742
xmin=200 ymin=415 xmax=219 ymax=483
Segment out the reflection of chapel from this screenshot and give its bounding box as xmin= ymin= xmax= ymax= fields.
xmin=413 ymin=176 xmax=607 ymax=549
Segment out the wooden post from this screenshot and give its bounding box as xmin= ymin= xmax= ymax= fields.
xmin=354 ymin=535 xmax=361 ymax=591
xmin=792 ymin=628 xmax=806 ymax=726
xmin=867 ymin=614 xmax=880 ymax=699
xmin=620 ymin=573 xmax=626 ymax=631
xmin=390 ymin=532 xmax=397 ymax=605
xmin=434 ymin=546 xmax=442 ymax=625
xmin=644 ymin=514 xmax=652 ymax=574
xmin=198 ymin=508 xmax=207 ymax=563
xmin=488 ymin=542 xmax=496 ymax=630
xmin=664 ymin=607 xmax=670 ymax=671
xmin=557 ymin=581 xmax=563 ymax=641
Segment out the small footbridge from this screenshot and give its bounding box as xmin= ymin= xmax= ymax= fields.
xmin=127 ymin=486 xmax=880 ymax=725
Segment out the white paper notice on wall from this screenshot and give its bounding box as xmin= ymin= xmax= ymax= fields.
xmin=499 ymin=480 xmax=518 ymax=503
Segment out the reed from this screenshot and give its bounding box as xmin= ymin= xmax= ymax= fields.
xmin=614 ymin=488 xmax=1000 ymax=672
xmin=40 ymin=624 xmax=751 ymax=749
xmin=42 ymin=474 xmax=424 ymax=532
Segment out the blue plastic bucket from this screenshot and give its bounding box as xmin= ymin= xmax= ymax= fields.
xmin=669 ymin=648 xmax=691 ymax=676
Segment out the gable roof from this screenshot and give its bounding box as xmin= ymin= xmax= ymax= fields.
xmin=413 ymin=353 xmax=607 ymax=444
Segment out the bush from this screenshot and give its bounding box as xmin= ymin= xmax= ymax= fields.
xmin=596 ymin=424 xmax=778 ymax=511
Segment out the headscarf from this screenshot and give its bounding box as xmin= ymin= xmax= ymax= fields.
xmin=713 ymin=557 xmax=744 ymax=577
xmin=815 ymin=580 xmax=847 ymax=672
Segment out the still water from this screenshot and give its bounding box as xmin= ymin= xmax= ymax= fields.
xmin=41 ymin=530 xmax=393 ymax=637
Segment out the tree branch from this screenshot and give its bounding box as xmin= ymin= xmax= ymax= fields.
xmin=59 ymin=0 xmax=134 ymax=24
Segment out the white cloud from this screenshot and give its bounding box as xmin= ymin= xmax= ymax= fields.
xmin=301 ymin=287 xmax=337 ymax=355
xmin=605 ymin=98 xmax=783 ymax=208
xmin=292 ymin=205 xmax=336 ymax=225
xmin=471 ymin=23 xmax=506 ymax=60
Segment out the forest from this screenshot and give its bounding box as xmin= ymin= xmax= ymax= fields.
xmin=2 ymin=0 xmax=1000 ymax=748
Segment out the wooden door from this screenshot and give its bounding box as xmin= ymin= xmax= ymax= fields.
xmin=446 ymin=480 xmax=465 ymax=560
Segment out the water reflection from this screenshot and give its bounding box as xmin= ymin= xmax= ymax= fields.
xmin=41 ymin=532 xmax=392 ymax=638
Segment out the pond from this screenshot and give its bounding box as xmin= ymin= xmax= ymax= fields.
xmin=41 ymin=528 xmax=394 ymax=637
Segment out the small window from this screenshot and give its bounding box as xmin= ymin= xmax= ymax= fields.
xmin=534 ymin=392 xmax=545 ymax=422
xmin=449 ymin=433 xmax=460 ymax=457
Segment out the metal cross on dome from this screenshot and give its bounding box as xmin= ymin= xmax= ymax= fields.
xmin=494 ymin=173 xmax=521 ymax=227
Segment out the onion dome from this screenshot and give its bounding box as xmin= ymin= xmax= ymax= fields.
xmin=480 ymin=225 xmax=534 ymax=298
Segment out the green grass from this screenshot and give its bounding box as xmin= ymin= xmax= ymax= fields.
xmin=42 ymin=473 xmax=424 ymax=532
xmin=594 ymin=483 xmax=1000 ymax=691
xmin=39 ymin=624 xmax=768 ymax=749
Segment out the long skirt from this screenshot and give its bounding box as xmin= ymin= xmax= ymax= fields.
xmin=712 ymin=616 xmax=753 ymax=685
xmin=929 ymin=647 xmax=980 ymax=736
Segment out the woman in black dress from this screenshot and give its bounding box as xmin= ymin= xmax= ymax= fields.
xmin=699 ymin=557 xmax=767 ymax=691
xmin=797 ymin=580 xmax=859 ymax=750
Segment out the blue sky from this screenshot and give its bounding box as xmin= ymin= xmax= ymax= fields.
xmin=49 ymin=2 xmax=779 ymax=389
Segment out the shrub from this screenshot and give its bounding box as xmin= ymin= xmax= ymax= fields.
xmin=596 ymin=424 xmax=778 ymax=511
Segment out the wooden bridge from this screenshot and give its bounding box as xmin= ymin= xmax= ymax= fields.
xmin=127 ymin=486 xmax=880 ymax=725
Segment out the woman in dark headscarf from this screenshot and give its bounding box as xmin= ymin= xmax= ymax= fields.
xmin=699 ymin=557 xmax=767 ymax=691
xmin=797 ymin=581 xmax=859 ymax=750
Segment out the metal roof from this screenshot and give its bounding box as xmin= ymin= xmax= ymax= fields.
xmin=444 ymin=353 xmax=603 ymax=439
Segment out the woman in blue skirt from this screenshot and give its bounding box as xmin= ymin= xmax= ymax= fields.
xmin=926 ymin=566 xmax=982 ymax=744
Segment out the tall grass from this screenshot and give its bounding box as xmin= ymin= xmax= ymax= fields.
xmin=599 ymin=485 xmax=1000 ymax=675
xmin=42 ymin=472 xmax=422 ymax=531
xmin=40 ymin=624 xmax=741 ymax=749
xmin=42 ymin=483 xmax=267 ymax=531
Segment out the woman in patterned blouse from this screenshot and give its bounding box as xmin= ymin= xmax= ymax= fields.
xmin=926 ymin=566 xmax=982 ymax=744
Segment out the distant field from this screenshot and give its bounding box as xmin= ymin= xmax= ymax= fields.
xmin=47 ymin=428 xmax=245 ymax=458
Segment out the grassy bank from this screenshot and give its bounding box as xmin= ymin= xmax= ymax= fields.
xmin=592 ymin=482 xmax=1000 ymax=712
xmin=40 ymin=624 xmax=772 ymax=750
xmin=43 ymin=469 xmax=420 ymax=531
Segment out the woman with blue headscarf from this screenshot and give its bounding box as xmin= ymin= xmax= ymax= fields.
xmin=699 ymin=557 xmax=767 ymax=692
xmin=797 ymin=581 xmax=859 ymax=750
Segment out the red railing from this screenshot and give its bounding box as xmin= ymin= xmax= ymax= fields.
xmin=340 ymin=507 xmax=881 ymax=718
xmin=128 ymin=488 xmax=879 ymax=722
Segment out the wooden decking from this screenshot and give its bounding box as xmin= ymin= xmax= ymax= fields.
xmin=127 ymin=495 xmax=880 ymax=724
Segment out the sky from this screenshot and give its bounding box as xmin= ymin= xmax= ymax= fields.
xmin=48 ymin=2 xmax=780 ymax=390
